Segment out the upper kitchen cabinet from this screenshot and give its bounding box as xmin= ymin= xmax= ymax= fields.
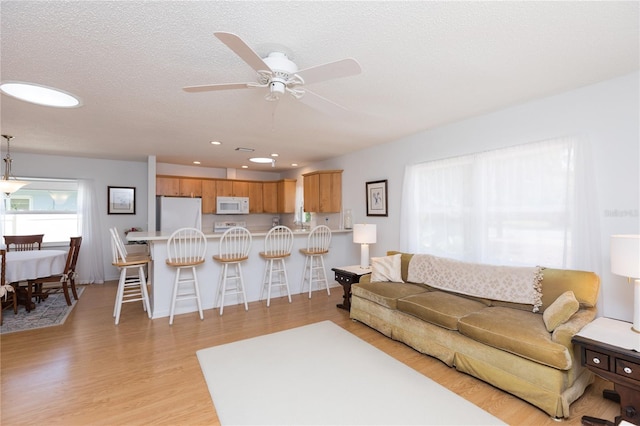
xmin=278 ymin=179 xmax=296 ymax=213
xmin=201 ymin=179 xmax=217 ymax=214
xmin=156 ymin=176 xmax=202 ymax=197
xmin=248 ymin=181 xmax=263 ymax=213
xmin=179 ymin=178 xmax=202 ymax=197
xmin=303 ymin=170 xmax=342 ymax=213
xmin=262 ymin=182 xmax=278 ymax=213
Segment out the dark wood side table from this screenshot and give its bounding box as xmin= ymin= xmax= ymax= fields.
xmin=572 ymin=317 xmax=640 ymax=426
xmin=331 ymin=265 xmax=371 ymax=311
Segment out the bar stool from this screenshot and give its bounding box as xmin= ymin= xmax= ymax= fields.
xmin=109 ymin=227 xmax=151 ymax=325
xmin=166 ymin=227 xmax=207 ymax=325
xmin=213 ymin=226 xmax=252 ymax=315
xmin=300 ymin=225 xmax=332 ymax=298
xmin=259 ymin=226 xmax=293 ymax=307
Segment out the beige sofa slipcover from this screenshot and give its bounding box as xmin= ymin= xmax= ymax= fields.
xmin=350 ymin=251 xmax=600 ymax=418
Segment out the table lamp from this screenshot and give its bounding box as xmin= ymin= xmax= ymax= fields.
xmin=353 ymin=224 xmax=376 ymax=269
xmin=611 ymin=234 xmax=640 ymax=333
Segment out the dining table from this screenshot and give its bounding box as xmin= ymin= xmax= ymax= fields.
xmin=5 ymin=249 xmax=67 ymax=311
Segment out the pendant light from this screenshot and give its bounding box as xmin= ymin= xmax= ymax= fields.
xmin=0 ymin=135 xmax=29 ymax=195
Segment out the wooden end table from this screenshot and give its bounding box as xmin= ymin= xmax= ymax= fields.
xmin=331 ymin=265 xmax=371 ymax=311
xmin=572 ymin=317 xmax=640 ymax=425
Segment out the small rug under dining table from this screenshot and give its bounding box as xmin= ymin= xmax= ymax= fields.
xmin=196 ymin=320 xmax=505 ymax=425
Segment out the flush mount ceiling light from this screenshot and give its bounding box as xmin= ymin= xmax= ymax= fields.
xmin=0 ymin=81 xmax=81 ymax=108
xmin=249 ymin=157 xmax=274 ymax=164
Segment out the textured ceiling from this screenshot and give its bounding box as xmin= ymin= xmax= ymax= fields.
xmin=1 ymin=1 xmax=638 ymax=172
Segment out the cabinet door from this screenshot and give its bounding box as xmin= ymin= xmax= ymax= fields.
xmin=216 ymin=180 xmax=233 ymax=197
xmin=156 ymin=176 xmax=180 ymax=196
xmin=201 ymin=180 xmax=217 ymax=214
xmin=263 ymin=182 xmax=278 ymax=213
xmin=232 ymin=181 xmax=249 ymax=197
xmin=319 ymin=172 xmax=341 ymax=213
xmin=248 ymin=182 xmax=263 ymax=213
xmin=278 ymin=179 xmax=296 ymax=213
xmin=179 ymin=178 xmax=202 ymax=197
xmin=303 ymin=174 xmax=320 ymax=212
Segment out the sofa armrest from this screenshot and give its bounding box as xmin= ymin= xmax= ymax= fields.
xmin=359 ymin=274 xmax=372 ymax=284
xmin=551 ymin=307 xmax=597 ymax=348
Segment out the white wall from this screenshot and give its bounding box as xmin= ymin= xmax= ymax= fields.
xmin=286 ymin=72 xmax=639 ymax=321
xmin=8 ymin=152 xmax=149 ymax=281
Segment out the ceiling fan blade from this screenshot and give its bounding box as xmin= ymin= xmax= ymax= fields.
xmin=214 ymin=32 xmax=272 ymax=72
xmin=183 ymin=83 xmax=253 ymax=93
xmin=296 ymin=58 xmax=362 ymax=86
xmin=298 ymin=89 xmax=350 ymax=117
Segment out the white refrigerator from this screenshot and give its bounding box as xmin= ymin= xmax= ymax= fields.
xmin=156 ymin=196 xmax=202 ymax=233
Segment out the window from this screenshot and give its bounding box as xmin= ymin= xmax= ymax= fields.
xmin=400 ymin=137 xmax=597 ymax=269
xmin=1 ymin=179 xmax=78 ymax=244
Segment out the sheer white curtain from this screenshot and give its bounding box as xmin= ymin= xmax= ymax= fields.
xmin=400 ymin=137 xmax=600 ymax=270
xmin=77 ymin=179 xmax=105 ymax=283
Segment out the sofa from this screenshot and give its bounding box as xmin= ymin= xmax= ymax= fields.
xmin=350 ymin=251 xmax=601 ymax=419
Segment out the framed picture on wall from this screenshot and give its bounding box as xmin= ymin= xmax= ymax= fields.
xmin=366 ymin=180 xmax=388 ymax=217
xmin=108 ymin=186 xmax=136 ymax=214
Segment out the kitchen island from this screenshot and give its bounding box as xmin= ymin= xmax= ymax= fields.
xmin=126 ymin=228 xmax=356 ymax=319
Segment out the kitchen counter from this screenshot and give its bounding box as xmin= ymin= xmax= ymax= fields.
xmin=126 ymin=228 xmax=356 ymax=320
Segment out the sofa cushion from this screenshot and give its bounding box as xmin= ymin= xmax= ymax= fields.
xmin=458 ymin=307 xmax=572 ymax=370
xmin=540 ymin=268 xmax=600 ymax=310
xmin=543 ymin=291 xmax=580 ymax=332
xmin=386 ymin=251 xmax=414 ymax=283
xmin=397 ymin=291 xmax=488 ymax=330
xmin=371 ymin=253 xmax=403 ymax=282
xmin=352 ymin=281 xmax=428 ymax=310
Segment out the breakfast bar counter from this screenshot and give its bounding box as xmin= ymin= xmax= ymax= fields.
xmin=127 ymin=229 xmax=356 ymax=319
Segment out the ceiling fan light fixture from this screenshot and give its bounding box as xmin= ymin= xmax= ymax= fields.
xmin=0 ymin=81 xmax=81 ymax=108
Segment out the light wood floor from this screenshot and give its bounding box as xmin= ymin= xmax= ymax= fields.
xmin=1 ymin=282 xmax=618 ymax=425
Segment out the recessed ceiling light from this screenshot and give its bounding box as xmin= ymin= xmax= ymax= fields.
xmin=241 ymin=165 xmax=248 ymax=169
xmin=271 ymin=153 xmax=279 ymax=157
xmin=193 ymin=161 xmax=201 ymax=165
xmin=291 ymin=163 xmax=298 ymax=167
xmin=0 ymin=81 xmax=81 ymax=108
xmin=249 ymin=157 xmax=274 ymax=164
xmin=210 ymin=141 xmax=221 ymax=145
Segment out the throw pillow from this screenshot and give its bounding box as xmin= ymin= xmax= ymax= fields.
xmin=371 ymin=253 xmax=404 ymax=283
xmin=542 ymin=290 xmax=580 ymax=332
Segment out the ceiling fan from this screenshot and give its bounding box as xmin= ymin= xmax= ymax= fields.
xmin=183 ymin=32 xmax=362 ymax=116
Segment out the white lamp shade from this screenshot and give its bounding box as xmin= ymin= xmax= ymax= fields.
xmin=353 ymin=224 xmax=376 ymax=244
xmin=0 ymin=179 xmax=28 ymax=195
xmin=611 ymin=235 xmax=640 ymax=278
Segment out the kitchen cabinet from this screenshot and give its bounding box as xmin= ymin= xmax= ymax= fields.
xmin=216 ymin=180 xmax=233 ymax=197
xmin=156 ymin=176 xmax=180 ymax=196
xmin=278 ymin=179 xmax=296 ymax=213
xmin=179 ymin=178 xmax=202 ymax=197
xmin=263 ymin=182 xmax=278 ymax=213
xmin=248 ymin=182 xmax=263 ymax=213
xmin=232 ymin=181 xmax=249 ymax=197
xmin=303 ymin=170 xmax=342 ymax=213
xmin=201 ymin=180 xmax=217 ymax=214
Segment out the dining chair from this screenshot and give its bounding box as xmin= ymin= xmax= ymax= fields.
xmin=0 ymin=249 xmax=17 ymax=325
xmin=109 ymin=227 xmax=151 ymax=325
xmin=4 ymin=234 xmax=44 ymax=252
xmin=300 ymin=225 xmax=332 ymax=298
xmin=28 ymin=237 xmax=82 ymax=309
xmin=213 ymin=226 xmax=252 ymax=315
xmin=166 ymin=227 xmax=207 ymax=325
xmin=259 ymin=226 xmax=293 ymax=307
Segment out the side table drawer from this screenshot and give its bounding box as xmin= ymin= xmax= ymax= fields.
xmin=335 ymin=274 xmax=354 ymax=285
xmin=586 ymin=349 xmax=610 ymax=371
xmin=616 ymin=358 xmax=640 ymax=381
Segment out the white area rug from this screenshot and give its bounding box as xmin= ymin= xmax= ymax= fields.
xmin=197 ymin=320 xmax=505 ymax=425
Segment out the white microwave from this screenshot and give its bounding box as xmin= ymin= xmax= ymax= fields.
xmin=216 ymin=196 xmax=249 ymax=214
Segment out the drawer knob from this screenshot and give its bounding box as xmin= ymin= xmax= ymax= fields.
xmin=624 ymin=367 xmax=633 ymax=374
xmin=593 ymin=357 xmax=601 ymax=364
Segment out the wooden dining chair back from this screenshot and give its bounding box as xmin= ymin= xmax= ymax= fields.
xmin=1 ymin=249 xmax=17 ymax=325
xmin=109 ymin=227 xmax=151 ymax=325
xmin=4 ymin=234 xmax=44 ymax=252
xmin=213 ymin=226 xmax=252 ymax=315
xmin=259 ymin=226 xmax=294 ymax=307
xmin=28 ymin=236 xmax=82 ymax=308
xmin=299 ymin=225 xmax=332 ymax=298
xmin=166 ymin=227 xmax=207 ymax=325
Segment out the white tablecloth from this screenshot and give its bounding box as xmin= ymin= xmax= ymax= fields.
xmin=5 ymin=250 xmax=67 ymax=283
